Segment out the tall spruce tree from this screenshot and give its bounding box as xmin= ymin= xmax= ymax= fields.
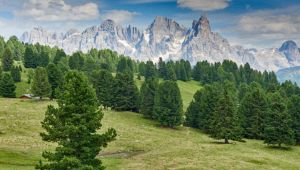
xmin=140 ymin=78 xmax=158 ymax=119
xmin=31 ymin=67 xmax=51 ymax=99
xmin=90 ymin=69 xmax=114 ymax=108
xmin=264 ymin=92 xmax=295 ymax=147
xmin=112 ymin=72 xmax=139 ymax=112
xmin=154 ymin=81 xmax=183 ymax=128
xmin=47 ymin=63 xmax=63 ymax=99
xmin=0 ymin=73 xmax=16 ymax=98
xmin=185 ymin=83 xmax=221 ymax=131
xmin=239 ymin=82 xmax=268 ymax=139
xmin=69 ymin=52 xmax=85 ymax=70
xmin=288 ymin=95 xmax=300 ymax=144
xmin=24 ymin=46 xmax=36 ymax=68
xmin=10 ymin=66 xmax=21 ymax=82
xmin=53 ymin=49 xmax=66 ymax=64
xmin=36 ymin=71 xmax=116 ymax=170
xmin=210 ymin=81 xmax=242 ymax=144
xmin=2 ymin=48 xmax=14 ymax=71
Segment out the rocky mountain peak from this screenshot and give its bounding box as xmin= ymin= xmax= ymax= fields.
xmin=279 ymin=40 xmax=298 ymax=51
xmin=192 ymin=15 xmax=211 ymax=37
xmin=100 ymin=19 xmax=117 ymax=32
xmin=279 ymin=40 xmax=300 ymax=63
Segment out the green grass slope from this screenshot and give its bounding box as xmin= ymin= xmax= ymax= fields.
xmin=0 ymin=81 xmax=299 ymax=169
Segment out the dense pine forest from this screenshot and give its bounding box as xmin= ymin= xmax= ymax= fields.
xmin=0 ymin=36 xmax=300 ymax=169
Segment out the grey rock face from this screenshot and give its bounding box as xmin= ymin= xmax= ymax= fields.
xmin=20 ymin=16 xmax=300 ymax=72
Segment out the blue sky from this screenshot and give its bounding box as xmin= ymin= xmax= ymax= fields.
xmin=0 ymin=0 xmax=299 ymax=48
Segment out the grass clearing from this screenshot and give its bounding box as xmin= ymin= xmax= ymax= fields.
xmin=0 ymin=80 xmax=299 ymax=169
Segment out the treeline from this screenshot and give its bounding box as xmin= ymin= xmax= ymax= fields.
xmin=0 ymin=36 xmax=300 ymax=148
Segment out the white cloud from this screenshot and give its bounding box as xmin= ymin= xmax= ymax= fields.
xmin=239 ymin=8 xmax=300 ymax=35
xmin=233 ymin=6 xmax=300 ymax=47
xmin=101 ymin=10 xmax=139 ymax=24
xmin=15 ymin=0 xmax=100 ymax=21
xmin=177 ymin=0 xmax=230 ymax=11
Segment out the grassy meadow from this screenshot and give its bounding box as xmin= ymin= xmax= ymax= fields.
xmin=0 ymin=78 xmax=300 ymax=169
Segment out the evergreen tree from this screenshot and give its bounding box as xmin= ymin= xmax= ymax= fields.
xmin=69 ymin=52 xmax=85 ymax=70
xmin=210 ymin=81 xmax=242 ymax=144
xmin=53 ymin=49 xmax=66 ymax=64
xmin=158 ymin=57 xmax=167 ymax=79
xmin=90 ymin=70 xmax=114 ymax=108
xmin=288 ymin=95 xmax=300 ymax=144
xmin=36 ymin=71 xmax=116 ymax=170
xmin=264 ymin=92 xmax=295 ymax=147
xmin=239 ymin=82 xmax=268 ymax=139
xmin=24 ymin=46 xmax=36 ymax=68
xmin=144 ymin=61 xmax=157 ymax=80
xmin=185 ymin=83 xmax=221 ymax=131
xmin=165 ymin=62 xmax=177 ymax=81
xmin=47 ymin=63 xmax=63 ymax=99
xmin=37 ymin=49 xmax=50 ymax=67
xmin=1 ymin=48 xmax=14 ymax=71
xmin=10 ymin=66 xmax=21 ymax=82
xmin=154 ymin=81 xmax=183 ymax=128
xmin=140 ymin=78 xmax=158 ymax=119
xmin=112 ymin=72 xmax=139 ymax=112
xmin=179 ymin=61 xmax=188 ymax=81
xmin=31 ymin=67 xmax=51 ymax=100
xmin=0 ymin=73 xmax=16 ymax=98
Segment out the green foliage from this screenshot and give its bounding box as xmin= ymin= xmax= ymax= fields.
xmin=154 ymin=81 xmax=183 ymax=128
xmin=185 ymin=83 xmax=221 ymax=131
xmin=24 ymin=46 xmax=35 ymax=68
xmin=10 ymin=66 xmax=21 ymax=82
xmin=210 ymin=81 xmax=242 ymax=143
xmin=140 ymin=78 xmax=158 ymax=119
xmin=31 ymin=67 xmax=51 ymax=99
xmin=37 ymin=71 xmax=117 ymax=170
xmin=0 ymin=73 xmax=16 ymax=98
xmin=1 ymin=48 xmax=14 ymax=71
xmin=116 ymin=57 xmax=134 ymax=74
xmin=144 ymin=61 xmax=157 ymax=80
xmin=53 ymin=49 xmax=66 ymax=64
xmin=239 ymin=82 xmax=268 ymax=139
xmin=47 ymin=63 xmax=64 ymax=99
xmin=90 ymin=69 xmax=114 ymax=108
xmin=264 ymin=92 xmax=295 ymax=147
xmin=112 ymin=72 xmax=139 ymax=112
xmin=6 ymin=36 xmax=25 ymax=61
xmin=68 ymin=52 xmax=85 ymax=70
xmin=288 ymin=95 xmax=300 ymax=144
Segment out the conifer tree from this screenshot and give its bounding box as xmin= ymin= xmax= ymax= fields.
xmin=239 ymin=82 xmax=268 ymax=139
xmin=53 ymin=49 xmax=66 ymax=64
xmin=210 ymin=81 xmax=242 ymax=144
xmin=24 ymin=46 xmax=36 ymax=68
xmin=10 ymin=66 xmax=21 ymax=82
xmin=0 ymin=73 xmax=16 ymax=98
xmin=31 ymin=67 xmax=51 ymax=100
xmin=1 ymin=48 xmax=14 ymax=71
xmin=47 ymin=63 xmax=63 ymax=99
xmin=36 ymin=71 xmax=116 ymax=170
xmin=154 ymin=81 xmax=183 ymax=128
xmin=90 ymin=69 xmax=114 ymax=108
xmin=144 ymin=61 xmax=157 ymax=80
xmin=112 ymin=72 xmax=139 ymax=112
xmin=264 ymin=92 xmax=295 ymax=147
xmin=140 ymin=78 xmax=158 ymax=119
xmin=288 ymin=95 xmax=300 ymax=144
xmin=69 ymin=52 xmax=84 ymax=70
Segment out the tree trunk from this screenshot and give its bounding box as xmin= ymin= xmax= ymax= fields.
xmin=279 ymin=143 xmax=281 ymax=147
xmin=225 ymin=138 xmax=229 ymax=144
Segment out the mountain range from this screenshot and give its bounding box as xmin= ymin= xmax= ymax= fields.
xmin=20 ymin=16 xmax=300 ymax=81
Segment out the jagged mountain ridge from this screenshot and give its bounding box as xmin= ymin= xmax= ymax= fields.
xmin=20 ymin=16 xmax=300 ymax=72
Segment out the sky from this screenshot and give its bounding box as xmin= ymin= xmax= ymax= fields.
xmin=0 ymin=0 xmax=299 ymax=49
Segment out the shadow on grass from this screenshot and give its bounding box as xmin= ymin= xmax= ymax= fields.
xmin=265 ymin=145 xmax=293 ymax=151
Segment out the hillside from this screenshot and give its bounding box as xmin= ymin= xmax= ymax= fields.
xmin=0 ymin=81 xmax=300 ymax=170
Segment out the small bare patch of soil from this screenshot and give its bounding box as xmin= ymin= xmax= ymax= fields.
xmin=99 ymin=150 xmax=144 ymax=158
